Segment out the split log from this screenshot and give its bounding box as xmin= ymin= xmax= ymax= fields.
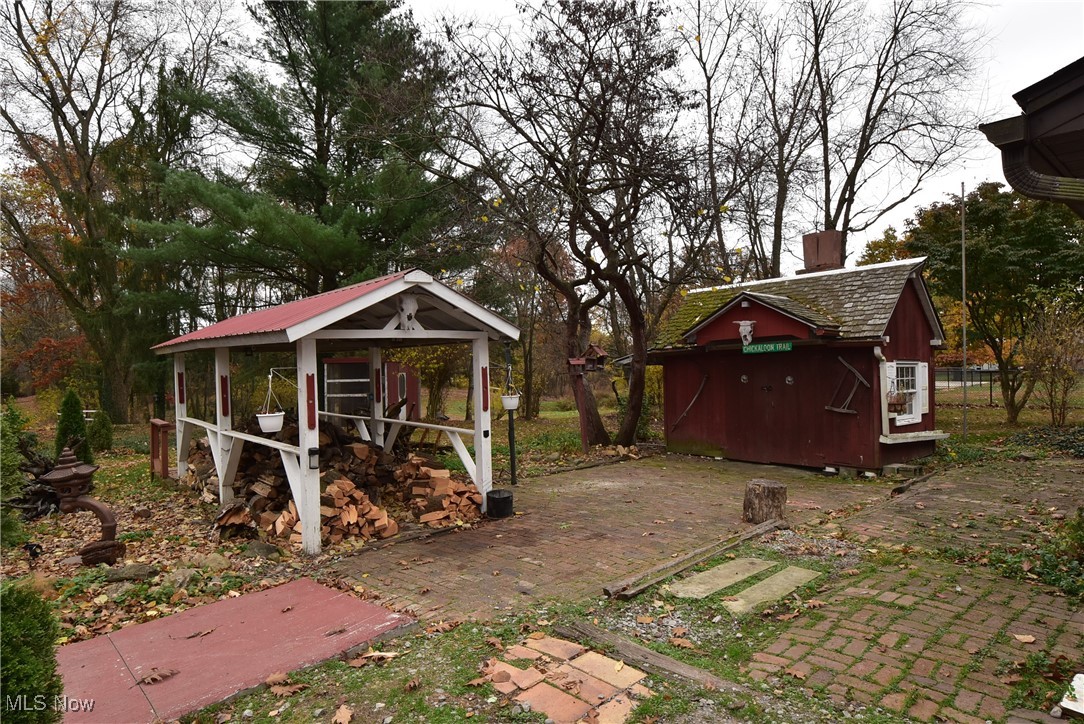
xmin=742 ymin=479 xmax=787 ymax=524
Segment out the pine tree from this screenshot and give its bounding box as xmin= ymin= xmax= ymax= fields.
xmin=55 ymin=390 xmax=92 ymax=464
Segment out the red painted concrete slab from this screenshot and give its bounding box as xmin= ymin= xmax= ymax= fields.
xmin=56 ymin=638 xmax=154 ymax=723
xmin=59 ymin=578 xmax=413 ymax=723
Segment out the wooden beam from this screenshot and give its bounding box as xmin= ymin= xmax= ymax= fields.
xmin=552 ymin=622 xmax=749 ymax=695
xmin=602 ymin=519 xmax=786 ymax=600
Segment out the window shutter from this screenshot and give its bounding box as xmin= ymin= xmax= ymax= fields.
xmin=919 ymin=362 xmax=929 ymax=414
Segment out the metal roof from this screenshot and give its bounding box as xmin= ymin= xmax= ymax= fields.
xmin=655 ymin=258 xmax=939 ymax=349
xmin=154 ymin=269 xmax=520 ymax=354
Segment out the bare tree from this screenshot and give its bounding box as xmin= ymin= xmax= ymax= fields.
xmin=423 ymin=0 xmax=708 ymax=447
xmin=801 ymin=0 xmax=982 ymax=263
xmin=1023 ymin=299 xmax=1084 ymax=428
xmin=738 ymin=1 xmax=820 ymax=277
xmin=0 ymin=0 xmax=236 ymax=421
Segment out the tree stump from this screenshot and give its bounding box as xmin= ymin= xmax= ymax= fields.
xmin=742 ymin=479 xmax=787 ymax=524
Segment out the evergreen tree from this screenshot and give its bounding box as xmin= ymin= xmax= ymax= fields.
xmin=55 ymin=390 xmax=92 ymax=464
xmin=146 ymin=0 xmax=466 ymax=303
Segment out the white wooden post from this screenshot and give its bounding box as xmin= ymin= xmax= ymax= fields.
xmin=173 ymin=354 xmax=192 ymax=469
xmin=369 ymin=346 xmax=384 ymax=443
xmin=212 ymin=347 xmax=240 ymax=503
xmin=472 ymin=336 xmax=493 ymax=511
xmin=295 ymin=337 xmax=322 ymax=555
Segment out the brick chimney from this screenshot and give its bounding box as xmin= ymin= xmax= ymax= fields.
xmin=798 ymin=230 xmax=843 ymax=274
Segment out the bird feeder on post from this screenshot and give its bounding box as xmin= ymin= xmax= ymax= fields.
xmin=569 ymin=343 xmax=609 ymax=453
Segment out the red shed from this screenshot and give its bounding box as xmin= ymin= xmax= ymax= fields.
xmin=651 ymin=251 xmax=947 ymax=472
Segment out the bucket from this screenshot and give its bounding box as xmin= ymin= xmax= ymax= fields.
xmin=256 ymin=412 xmax=285 ymax=433
xmin=487 ymin=489 xmax=514 ymax=519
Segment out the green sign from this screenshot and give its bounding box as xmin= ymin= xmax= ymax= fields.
xmin=742 ymin=341 xmax=793 ymax=354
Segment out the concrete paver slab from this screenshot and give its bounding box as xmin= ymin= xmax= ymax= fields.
xmin=58 ymin=579 xmax=412 ymax=723
xmin=550 ymin=662 xmax=619 ymax=703
xmin=523 ymin=635 xmax=586 ymax=660
xmin=721 ymin=566 xmax=822 ymax=614
xmin=515 ymin=682 xmax=593 ymax=723
xmin=598 ymin=693 xmax=636 ymax=724
xmin=567 ymin=651 xmax=647 ymax=689
xmin=504 ymin=644 xmax=543 ymax=661
xmin=669 ymin=557 xmax=777 ymax=599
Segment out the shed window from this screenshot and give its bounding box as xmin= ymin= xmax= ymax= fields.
xmin=886 ymin=361 xmax=928 ymax=426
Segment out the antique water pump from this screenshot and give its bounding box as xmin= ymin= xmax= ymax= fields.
xmin=40 ymin=447 xmax=126 ymax=565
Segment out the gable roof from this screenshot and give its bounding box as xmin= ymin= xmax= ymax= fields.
xmin=655 ymin=258 xmax=938 ymax=349
xmin=154 ymin=269 xmax=519 ymax=354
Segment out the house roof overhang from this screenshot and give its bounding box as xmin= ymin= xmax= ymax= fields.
xmin=980 ymin=57 xmax=1084 ymax=219
xmin=153 ymin=269 xmax=520 ymax=355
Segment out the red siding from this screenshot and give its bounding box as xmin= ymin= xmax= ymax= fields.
xmin=664 ymin=345 xmax=882 ymax=468
xmin=883 ymin=280 xmax=939 ymax=435
xmin=693 ymin=300 xmax=814 ymax=346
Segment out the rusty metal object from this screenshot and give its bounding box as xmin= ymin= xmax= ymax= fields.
xmin=40 ymin=448 xmax=126 ymax=566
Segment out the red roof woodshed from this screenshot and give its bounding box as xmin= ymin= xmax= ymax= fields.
xmin=152 ymin=271 xmax=407 ymax=350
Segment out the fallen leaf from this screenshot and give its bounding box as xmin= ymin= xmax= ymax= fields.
xmin=332 ymin=703 xmax=354 ymax=724
xmin=672 ymin=627 xmax=688 ymax=637
xmin=636 ymin=615 xmax=654 ymax=624
xmin=777 ymin=612 xmax=800 ymax=621
xmin=426 ymin=620 xmax=460 ymax=634
xmin=346 ymin=656 xmax=368 ymax=668
xmin=361 ymin=650 xmax=399 ymax=662
xmin=270 ymin=683 xmax=307 ymax=697
xmin=842 ymin=568 xmax=861 ymax=575
xmin=491 ymin=670 xmax=512 ymax=683
xmin=325 ymin=626 xmax=347 ymax=637
xmin=405 ymin=677 xmax=421 ymax=691
xmin=537 ymin=619 xmax=552 ymax=626
xmin=1013 ymin=634 xmax=1036 ymax=644
xmin=805 ymin=600 xmax=828 ymax=609
xmin=1001 ymin=674 xmax=1023 ymax=685
xmin=615 ymin=660 xmax=625 ymax=672
xmin=281 ymin=606 xmax=293 ymax=613
xmin=486 ymin=636 xmax=505 ymax=650
xmin=669 ymin=637 xmax=695 ymax=649
xmin=265 ymin=672 xmax=290 ymax=686
xmin=914 ymin=502 xmax=926 ymax=509
xmin=137 ymin=668 xmax=179 ymax=686
xmin=785 ymin=667 xmax=806 ymax=680
xmin=527 ymin=631 xmax=546 ymax=640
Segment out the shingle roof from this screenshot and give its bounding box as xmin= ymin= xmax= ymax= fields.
xmin=655 ymin=258 xmax=929 ymax=349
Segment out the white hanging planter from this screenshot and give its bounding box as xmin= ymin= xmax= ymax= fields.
xmin=501 ymin=394 xmax=521 ymax=411
xmin=256 ymin=411 xmax=285 ymax=433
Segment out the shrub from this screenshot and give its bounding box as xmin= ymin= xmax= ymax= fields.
xmin=54 ymin=390 xmax=91 ymax=464
xmin=1 ymin=508 xmax=28 ymax=549
xmin=0 ymin=581 xmax=64 ymax=723
xmin=85 ymin=410 xmax=113 ymax=453
xmin=2 ymin=398 xmax=29 ymax=500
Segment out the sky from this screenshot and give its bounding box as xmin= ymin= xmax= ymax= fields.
xmin=409 ymin=0 xmax=1084 ymax=266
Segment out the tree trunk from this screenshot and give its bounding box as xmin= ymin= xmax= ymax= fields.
xmin=742 ymin=479 xmax=787 ymax=524
xmin=613 ymin=276 xmax=646 ymax=446
xmin=571 ymin=369 xmax=610 ymax=452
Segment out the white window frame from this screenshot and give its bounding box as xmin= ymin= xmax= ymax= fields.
xmin=886 ymin=360 xmax=928 ymax=426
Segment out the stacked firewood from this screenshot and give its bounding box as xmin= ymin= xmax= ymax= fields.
xmin=395 ymin=456 xmax=484 ymax=528
xmin=237 ymin=475 xmax=398 ymax=545
xmin=190 ymin=420 xmax=481 ymax=545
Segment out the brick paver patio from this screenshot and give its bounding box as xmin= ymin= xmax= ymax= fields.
xmin=335 ymin=456 xmax=882 ymax=619
xmin=334 ymin=454 xmax=1082 ymax=722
